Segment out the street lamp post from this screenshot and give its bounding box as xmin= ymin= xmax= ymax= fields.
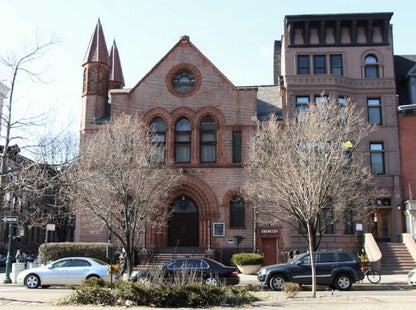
xmin=252 ymin=118 xmax=260 ymax=253
xmin=3 ymin=223 xmax=13 ymax=283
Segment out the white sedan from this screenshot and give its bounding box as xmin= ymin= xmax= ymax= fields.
xmin=17 ymin=257 xmax=112 ymax=288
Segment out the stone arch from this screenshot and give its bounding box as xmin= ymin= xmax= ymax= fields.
xmin=195 ymin=106 xmax=226 ymax=128
xmin=142 ymin=107 xmax=172 ymax=128
xmin=172 ymin=174 xmax=219 ymax=218
xmin=361 ymin=49 xmax=383 ymax=63
xmin=171 ymin=107 xmax=196 ymax=128
xmin=222 ymin=187 xmax=245 ymax=206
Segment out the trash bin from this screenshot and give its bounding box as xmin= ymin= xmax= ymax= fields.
xmin=11 ymin=262 xmax=25 ymax=283
xmin=29 ymin=262 xmax=40 ymax=269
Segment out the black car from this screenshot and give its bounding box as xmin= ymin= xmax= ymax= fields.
xmin=258 ymin=250 xmax=364 ymax=291
xmin=130 ymin=257 xmax=240 ymax=286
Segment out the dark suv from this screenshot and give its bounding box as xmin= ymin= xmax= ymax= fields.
xmin=257 ymin=250 xmax=364 ymax=291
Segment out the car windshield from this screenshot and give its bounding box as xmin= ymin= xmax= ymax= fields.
xmin=288 ymin=253 xmax=303 ymax=263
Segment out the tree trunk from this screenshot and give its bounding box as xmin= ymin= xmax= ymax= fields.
xmin=307 ymin=222 xmax=317 ymax=298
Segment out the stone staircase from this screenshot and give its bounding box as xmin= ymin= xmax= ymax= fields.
xmin=378 ymin=242 xmax=416 ymax=274
xmin=152 ymin=247 xmax=206 ymax=265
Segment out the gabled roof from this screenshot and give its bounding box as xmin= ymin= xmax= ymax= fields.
xmin=109 ymin=40 xmax=125 ymax=86
xmin=83 ymin=19 xmax=109 ymax=66
xmin=129 ymin=35 xmax=237 ymax=93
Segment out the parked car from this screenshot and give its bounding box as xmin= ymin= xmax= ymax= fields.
xmin=407 ymin=268 xmax=416 ymax=286
xmin=16 ymin=257 xmax=111 ymax=288
xmin=130 ymin=257 xmax=240 ymax=286
xmin=258 ymin=250 xmax=364 ymax=291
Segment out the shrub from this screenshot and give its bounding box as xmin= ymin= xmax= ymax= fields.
xmin=281 ymin=282 xmax=299 ymax=298
xmin=63 ymin=279 xmax=255 ymax=307
xmin=231 ymin=253 xmax=264 ymax=266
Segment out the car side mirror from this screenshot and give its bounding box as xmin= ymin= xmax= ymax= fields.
xmin=46 ymin=264 xmax=54 ymax=269
xmin=296 ymin=261 xmax=303 ymax=265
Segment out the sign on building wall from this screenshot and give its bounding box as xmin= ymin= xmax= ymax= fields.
xmin=213 ymin=222 xmax=225 ymax=236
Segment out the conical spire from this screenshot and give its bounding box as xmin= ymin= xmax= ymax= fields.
xmin=83 ymin=18 xmax=109 ymax=65
xmin=109 ymin=39 xmax=125 ymax=87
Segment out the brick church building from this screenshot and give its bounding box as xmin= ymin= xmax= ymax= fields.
xmin=76 ymin=12 xmax=404 ymax=265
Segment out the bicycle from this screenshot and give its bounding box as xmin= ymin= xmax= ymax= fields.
xmin=362 ymin=264 xmax=381 ymax=284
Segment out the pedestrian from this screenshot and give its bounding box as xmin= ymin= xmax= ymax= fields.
xmin=15 ymin=249 xmax=24 ymax=263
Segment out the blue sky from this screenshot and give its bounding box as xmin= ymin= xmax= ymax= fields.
xmin=1 ymin=0 xmax=415 ymax=150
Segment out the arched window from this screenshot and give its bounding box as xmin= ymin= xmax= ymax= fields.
xmin=364 ymin=54 xmax=379 ymax=78
xmin=200 ymin=117 xmax=217 ymax=163
xmin=175 ymin=118 xmax=191 ymax=163
xmin=230 ymin=196 xmax=245 ymax=228
xmin=150 ymin=117 xmax=166 ymax=163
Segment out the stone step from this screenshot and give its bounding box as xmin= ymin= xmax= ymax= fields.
xmin=378 ymin=242 xmax=416 ymax=275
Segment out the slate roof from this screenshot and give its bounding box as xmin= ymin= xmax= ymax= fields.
xmin=256 ymin=85 xmax=283 ymax=121
xmin=109 ymin=40 xmax=125 ymax=86
xmin=394 ymin=55 xmax=416 ymax=105
xmin=83 ymin=19 xmax=109 ymax=65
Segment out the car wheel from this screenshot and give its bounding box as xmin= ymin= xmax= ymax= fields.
xmin=86 ymin=275 xmax=99 ymax=280
xmin=25 ymin=274 xmax=40 ymax=289
xmin=333 ymin=274 xmax=352 ymax=291
xmin=269 ymin=274 xmax=287 ymax=291
xmin=205 ymin=277 xmax=218 ymax=286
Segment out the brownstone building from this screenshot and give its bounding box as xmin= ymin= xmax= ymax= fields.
xmin=395 ymin=55 xmax=416 ymax=238
xmin=77 ymin=13 xmax=407 ymax=266
xmin=276 ymin=13 xmax=403 ymax=249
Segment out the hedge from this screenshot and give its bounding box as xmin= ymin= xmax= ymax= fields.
xmin=38 ymin=242 xmax=116 ymax=264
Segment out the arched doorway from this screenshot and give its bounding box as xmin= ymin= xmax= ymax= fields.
xmin=168 ymin=196 xmax=199 ymax=247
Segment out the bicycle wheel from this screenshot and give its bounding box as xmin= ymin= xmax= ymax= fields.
xmin=367 ymin=269 xmax=381 ymax=284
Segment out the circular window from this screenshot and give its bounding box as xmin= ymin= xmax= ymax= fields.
xmin=166 ymin=64 xmax=202 ymax=97
xmin=172 ymin=70 xmax=196 ymax=94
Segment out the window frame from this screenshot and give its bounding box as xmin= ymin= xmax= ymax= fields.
xmin=200 ymin=117 xmax=217 ymax=163
xmin=367 ymin=98 xmax=382 ymax=125
xmin=232 ymin=131 xmax=242 ymax=163
xmin=338 ymin=96 xmax=347 ymax=123
xmin=330 ymin=54 xmax=343 ymax=76
xmin=364 ymin=54 xmax=379 ymax=78
xmin=150 ymin=117 xmax=166 ymax=164
xmin=296 ymin=96 xmax=309 ymax=114
xmin=313 ymin=55 xmax=326 ymax=74
xmin=370 ymin=142 xmax=385 ymax=174
xmin=297 ymin=55 xmax=310 ymax=75
xmin=319 ymin=208 xmax=335 ymax=234
xmin=229 ymin=195 xmax=245 ymax=228
xmin=175 ymin=118 xmax=191 ymax=163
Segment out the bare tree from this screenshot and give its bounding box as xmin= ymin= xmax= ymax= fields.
xmin=246 ymin=97 xmax=376 ymax=297
xmin=74 ymin=114 xmax=181 ymax=276
xmin=0 ymin=38 xmax=58 ymax=248
xmin=4 ymin=157 xmax=75 ymax=241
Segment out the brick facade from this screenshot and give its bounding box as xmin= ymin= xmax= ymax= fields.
xmin=77 ymin=13 xmax=406 ymax=265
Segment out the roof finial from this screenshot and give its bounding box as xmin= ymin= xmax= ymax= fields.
xmin=180 ymin=35 xmax=190 ymax=42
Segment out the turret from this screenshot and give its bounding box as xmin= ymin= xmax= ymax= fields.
xmin=81 ymin=19 xmax=110 ymax=130
xmin=108 ymin=40 xmax=125 ymax=90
